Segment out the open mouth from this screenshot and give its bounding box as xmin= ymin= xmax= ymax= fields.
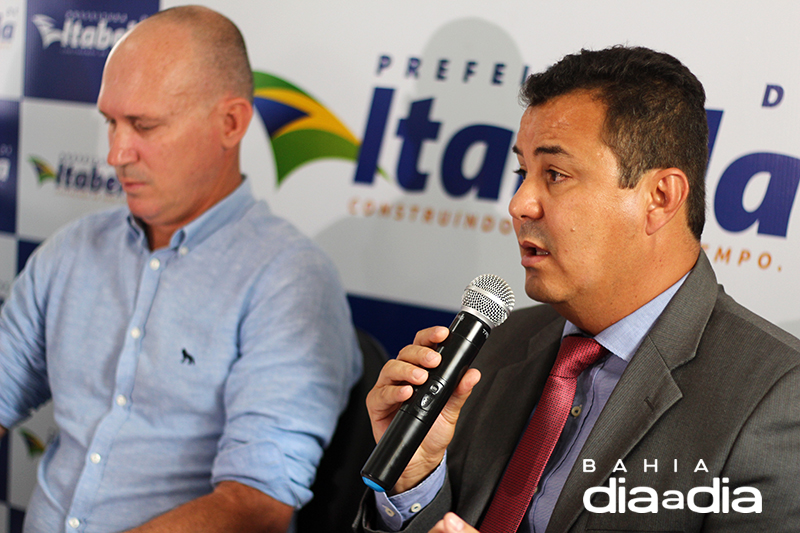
xmin=519 ymin=241 xmax=550 ymax=267
xmin=528 ymin=246 xmax=549 ymax=256
xmin=521 ymin=242 xmax=550 ymax=256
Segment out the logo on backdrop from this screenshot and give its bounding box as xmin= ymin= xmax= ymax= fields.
xmin=252 ymin=68 xmax=514 ymax=237
xmin=24 ymin=0 xmax=158 ymax=103
xmin=28 ymin=153 xmax=123 ymax=201
xmin=253 ymin=19 xmax=525 ymax=238
xmin=31 ymin=13 xmax=131 ymax=52
xmin=253 ymin=71 xmax=362 ymax=186
xmin=0 ymin=6 xmax=18 ymax=48
xmin=252 ymin=20 xmax=799 ymax=280
xmin=0 ymin=99 xmax=19 ymax=234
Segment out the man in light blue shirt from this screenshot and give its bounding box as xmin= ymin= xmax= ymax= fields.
xmin=357 ymin=46 xmax=800 ymax=533
xmin=0 ymin=6 xmax=361 ymax=533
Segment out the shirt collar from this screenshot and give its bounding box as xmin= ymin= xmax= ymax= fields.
xmin=126 ymin=177 xmax=258 ymax=251
xmin=562 ymin=272 xmax=689 ymax=362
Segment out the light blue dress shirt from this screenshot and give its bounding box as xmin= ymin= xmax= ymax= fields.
xmin=0 ymin=180 xmax=362 ymax=533
xmin=375 ymin=275 xmax=687 ymax=531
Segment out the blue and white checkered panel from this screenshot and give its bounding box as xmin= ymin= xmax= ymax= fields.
xmin=0 ymin=500 xmax=8 ymax=533
xmin=0 ymin=0 xmax=22 ymax=523
xmin=0 ymin=501 xmax=26 ymax=533
xmin=0 ymin=0 xmax=160 ymax=525
xmin=0 ymin=498 xmax=28 ymax=533
xmin=0 ymin=234 xmax=15 ymax=307
xmin=1 ymin=431 xmax=26 ymax=533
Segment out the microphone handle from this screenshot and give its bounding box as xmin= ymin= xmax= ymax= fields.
xmin=361 ymin=311 xmax=491 ymax=492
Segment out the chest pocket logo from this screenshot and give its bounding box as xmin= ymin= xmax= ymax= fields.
xmin=181 ymin=349 xmax=196 ymax=365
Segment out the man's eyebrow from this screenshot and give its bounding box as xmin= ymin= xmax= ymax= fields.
xmin=534 ymin=144 xmax=571 ymax=157
xmin=511 ymin=144 xmax=573 ymax=157
xmin=97 ymin=110 xmax=156 ymax=123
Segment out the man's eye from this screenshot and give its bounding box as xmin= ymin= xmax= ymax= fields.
xmin=514 ymin=168 xmax=527 ymax=179
xmin=134 ymin=122 xmax=156 ymax=132
xmin=547 ymin=169 xmax=567 ymax=183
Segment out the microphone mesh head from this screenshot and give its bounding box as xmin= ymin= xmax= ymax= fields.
xmin=461 ymin=274 xmax=515 ymax=329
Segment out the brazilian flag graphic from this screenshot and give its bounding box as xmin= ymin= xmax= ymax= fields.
xmin=19 ymin=428 xmax=46 ymax=458
xmin=253 ymin=72 xmax=361 ymax=186
xmin=29 ymin=155 xmax=56 ymax=184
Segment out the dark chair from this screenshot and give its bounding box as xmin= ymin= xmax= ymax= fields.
xmin=296 ymin=328 xmax=388 ymax=533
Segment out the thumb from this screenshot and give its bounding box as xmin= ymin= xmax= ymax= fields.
xmin=439 ymin=368 xmax=481 ymax=426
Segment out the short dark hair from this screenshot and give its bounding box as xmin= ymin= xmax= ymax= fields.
xmin=521 ymin=46 xmax=707 ymax=239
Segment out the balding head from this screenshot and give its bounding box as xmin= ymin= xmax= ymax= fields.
xmin=97 ymin=6 xmax=254 ymax=250
xmin=111 ymin=5 xmax=253 ymax=104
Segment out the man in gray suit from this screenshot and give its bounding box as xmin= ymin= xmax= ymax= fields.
xmin=358 ymin=46 xmax=800 ymax=532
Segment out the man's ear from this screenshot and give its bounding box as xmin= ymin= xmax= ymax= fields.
xmin=644 ymin=167 xmax=690 ymax=236
xmin=220 ymin=96 xmax=253 ymax=149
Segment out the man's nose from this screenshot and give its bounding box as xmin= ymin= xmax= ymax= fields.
xmin=107 ymin=127 xmax=138 ymax=168
xmin=508 ymin=178 xmax=544 ymax=221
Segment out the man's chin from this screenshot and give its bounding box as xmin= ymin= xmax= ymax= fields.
xmin=125 ymin=201 xmax=158 ymax=225
xmin=524 ymin=278 xmax=562 ymax=306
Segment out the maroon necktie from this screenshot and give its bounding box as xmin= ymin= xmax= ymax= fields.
xmin=480 ymin=336 xmax=607 ymax=533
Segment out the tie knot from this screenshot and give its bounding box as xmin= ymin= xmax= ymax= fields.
xmin=551 ymin=335 xmax=606 ymax=378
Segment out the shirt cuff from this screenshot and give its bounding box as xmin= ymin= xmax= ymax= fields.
xmin=372 ymin=456 xmax=447 ymax=531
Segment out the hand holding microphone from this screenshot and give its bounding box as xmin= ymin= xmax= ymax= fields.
xmin=361 ymin=274 xmax=515 ymax=493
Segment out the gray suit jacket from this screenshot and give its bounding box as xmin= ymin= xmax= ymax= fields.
xmin=357 ymin=252 xmax=800 ymax=532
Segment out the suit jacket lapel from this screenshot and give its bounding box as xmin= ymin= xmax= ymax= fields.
xmin=546 ymin=251 xmax=719 ymax=533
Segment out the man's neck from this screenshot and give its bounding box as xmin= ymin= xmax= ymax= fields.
xmin=557 ymin=246 xmax=701 ymax=336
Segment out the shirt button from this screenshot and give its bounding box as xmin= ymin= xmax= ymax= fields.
xmin=149 ymin=258 xmax=161 ymax=270
xmin=130 ymin=327 xmax=141 ymax=339
xmin=381 ymin=506 xmax=395 ymax=517
xmin=410 ymin=503 xmax=422 ymax=513
xmin=116 ymin=395 xmax=128 ymax=407
xmin=68 ymin=517 xmax=80 ymax=528
xmin=90 ymin=453 xmax=101 ymax=464
xmin=179 ymin=246 xmax=189 ymax=256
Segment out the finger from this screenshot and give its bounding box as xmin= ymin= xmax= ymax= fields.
xmin=438 ymin=368 xmax=481 ymax=426
xmin=414 ymin=368 xmax=482 ymax=468
xmin=396 ymin=343 xmax=442 ymax=369
xmin=412 ymin=325 xmax=450 ymax=347
xmin=366 ymin=359 xmax=432 ymax=422
xmin=372 ymin=357 xmax=430 ymax=394
xmin=433 ymin=513 xmax=472 ymax=532
xmin=428 ymin=519 xmax=447 ymax=533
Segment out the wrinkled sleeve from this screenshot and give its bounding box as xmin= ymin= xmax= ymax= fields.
xmin=373 ymin=457 xmax=447 ymax=530
xmin=0 ymin=241 xmax=54 ymax=428
xmin=211 ymin=242 xmax=362 ymax=508
xmin=356 ymin=469 xmax=453 ymax=533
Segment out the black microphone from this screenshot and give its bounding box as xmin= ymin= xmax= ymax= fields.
xmin=361 ymin=274 xmax=515 ymax=492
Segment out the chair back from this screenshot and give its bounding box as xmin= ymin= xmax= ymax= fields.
xmin=296 ymin=328 xmax=388 ymax=532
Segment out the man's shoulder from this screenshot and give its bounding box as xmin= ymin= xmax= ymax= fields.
xmin=230 ymin=200 xmax=319 ymax=253
xmin=38 ymin=206 xmax=129 ymax=253
xmin=707 ymin=287 xmax=800 ymax=362
xmin=222 ymin=201 xmax=340 ymax=281
xmin=675 ymin=286 xmax=800 ymax=413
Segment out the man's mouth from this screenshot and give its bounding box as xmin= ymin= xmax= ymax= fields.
xmin=521 ymin=242 xmax=550 ymax=256
xmin=519 ymin=242 xmax=550 ymax=267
